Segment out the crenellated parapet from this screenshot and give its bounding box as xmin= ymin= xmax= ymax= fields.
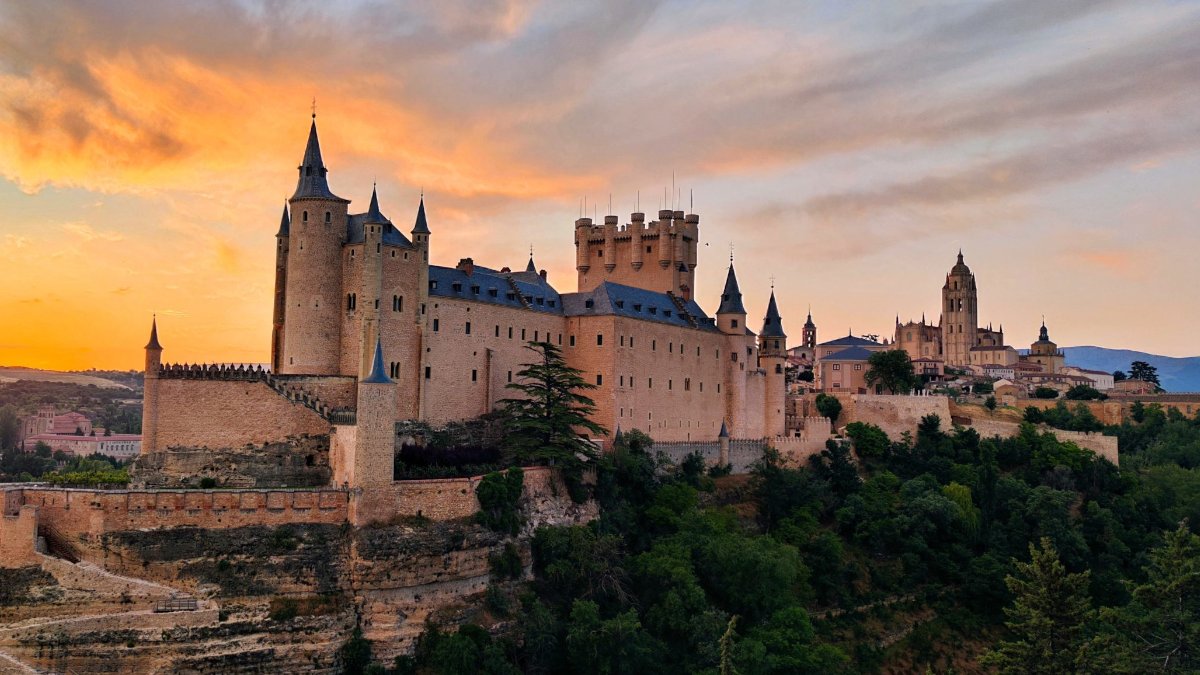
xmin=156 ymin=363 xmax=353 ymax=423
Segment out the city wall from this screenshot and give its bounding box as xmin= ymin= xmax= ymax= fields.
xmin=836 ymin=394 xmax=953 ymax=440
xmin=1022 ymin=396 xmax=1200 ymax=426
xmin=961 ymin=417 xmax=1120 ymax=465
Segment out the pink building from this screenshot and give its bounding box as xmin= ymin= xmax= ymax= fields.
xmin=22 ymin=433 xmax=142 ymax=459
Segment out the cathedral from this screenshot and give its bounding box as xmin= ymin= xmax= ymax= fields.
xmin=141 ymin=116 xmax=791 ymax=458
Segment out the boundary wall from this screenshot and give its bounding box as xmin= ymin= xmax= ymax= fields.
xmin=962 ymin=418 xmax=1119 ymax=464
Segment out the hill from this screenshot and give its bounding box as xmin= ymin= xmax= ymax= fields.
xmin=1063 ymin=346 xmax=1200 ymax=392
xmin=0 ymin=367 xmax=132 ymax=390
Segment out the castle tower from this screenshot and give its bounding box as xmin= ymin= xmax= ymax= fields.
xmin=142 ymin=317 xmax=162 ymax=453
xmin=716 ymin=263 xmax=749 ymax=437
xmin=758 ymin=290 xmax=787 ymax=438
xmin=802 ymin=309 xmax=816 ymax=350
xmin=940 ymin=250 xmax=978 ymax=367
xmin=358 ymin=186 xmax=388 ymax=379
xmin=280 ymin=115 xmax=351 ymax=376
xmin=271 ymin=203 xmax=290 ymax=372
xmin=410 ymin=196 xmax=431 ymax=419
xmin=345 ymin=337 xmax=397 ymax=491
xmin=575 ymin=208 xmax=699 ymax=296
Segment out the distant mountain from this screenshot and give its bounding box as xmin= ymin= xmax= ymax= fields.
xmin=0 ymin=367 xmax=131 ymax=389
xmin=1062 ymin=347 xmax=1200 ymax=393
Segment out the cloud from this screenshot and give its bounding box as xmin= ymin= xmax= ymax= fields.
xmin=62 ymin=222 xmax=125 ymax=242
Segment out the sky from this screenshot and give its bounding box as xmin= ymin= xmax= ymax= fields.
xmin=0 ymin=0 xmax=1198 ymax=370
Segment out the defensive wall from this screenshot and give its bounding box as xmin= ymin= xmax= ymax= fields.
xmin=955 ymin=416 xmax=1120 ymax=465
xmin=1022 ymin=395 xmax=1200 ymax=426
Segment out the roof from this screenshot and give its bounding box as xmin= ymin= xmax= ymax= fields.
xmin=716 ymin=264 xmax=746 ymax=314
xmin=970 ymin=345 xmax=1015 ymax=351
xmin=760 ymin=291 xmax=786 ymax=338
xmin=563 ymin=282 xmax=719 ymax=332
xmin=291 ymin=118 xmax=345 ymax=202
xmin=818 ymin=334 xmax=881 ymax=348
xmin=362 ymin=336 xmax=392 ymax=384
xmin=412 ymin=197 xmax=430 ymax=234
xmin=145 ymin=317 xmax=162 ymax=350
xmin=822 ymin=346 xmax=876 ymax=361
xmin=344 ymin=188 xmax=413 ymax=248
xmin=26 ymin=433 xmax=141 ymax=442
xmin=429 ymin=264 xmax=563 ymax=315
xmin=949 ymin=250 xmax=971 ymax=276
xmin=277 ymin=203 xmax=290 ymax=237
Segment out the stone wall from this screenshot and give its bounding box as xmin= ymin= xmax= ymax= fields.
xmin=0 ymin=505 xmax=38 ymax=568
xmin=653 ymin=439 xmax=766 ymax=474
xmin=15 ymin=488 xmax=349 ymax=545
xmin=838 ymin=394 xmax=953 ymax=440
xmin=962 ymin=417 xmax=1119 ymax=464
xmin=129 ymin=435 xmax=331 ymax=489
xmin=151 ymin=379 xmax=331 ymax=452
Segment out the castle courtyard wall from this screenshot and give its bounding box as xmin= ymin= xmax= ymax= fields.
xmin=152 ymin=379 xmax=331 ymax=451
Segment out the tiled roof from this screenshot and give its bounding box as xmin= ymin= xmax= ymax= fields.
xmin=818 ymin=334 xmax=881 ymax=348
xmin=428 ymin=265 xmax=562 ymax=315
xmin=563 ymin=282 xmax=719 ymax=332
xmin=345 ymin=216 xmax=413 ymax=248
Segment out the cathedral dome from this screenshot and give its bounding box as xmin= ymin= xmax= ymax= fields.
xmin=950 ymin=250 xmax=971 ymax=276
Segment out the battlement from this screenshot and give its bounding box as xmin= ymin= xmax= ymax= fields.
xmin=156 ymin=363 xmax=353 ymax=423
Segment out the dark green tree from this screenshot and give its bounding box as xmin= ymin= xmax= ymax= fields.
xmin=0 ymin=406 xmax=19 ymax=450
xmin=1130 ymin=361 xmax=1161 ymax=389
xmin=1112 ymin=370 xmax=1127 ymax=382
xmin=814 ymin=394 xmax=842 ymax=424
xmin=986 ymin=396 xmax=998 ymax=412
xmin=983 ymin=538 xmax=1094 ymax=674
xmin=500 ymin=341 xmax=607 ymax=494
xmin=1033 ymin=387 xmax=1059 ymax=400
xmin=864 ymin=349 xmax=919 ymax=394
xmin=1100 ymin=522 xmax=1200 ymax=672
xmin=1065 ymin=385 xmax=1104 ymax=401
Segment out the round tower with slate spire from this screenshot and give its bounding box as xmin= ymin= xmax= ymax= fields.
xmin=758 ymin=290 xmax=787 ymax=438
xmin=281 ymin=115 xmax=351 ymax=376
xmin=341 ymin=338 xmax=397 ymax=506
xmin=271 ymin=203 xmax=290 ymax=372
xmin=142 ymin=317 xmax=163 ymax=453
xmin=717 ymin=262 xmax=750 ymax=437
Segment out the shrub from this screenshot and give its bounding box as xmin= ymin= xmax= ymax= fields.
xmin=198 ymin=477 xmax=217 ymax=489
xmin=1033 ymin=387 xmax=1059 ymax=399
xmin=815 ymin=393 xmax=843 ymax=423
xmin=490 ymin=542 xmax=524 ymax=579
xmin=476 ymin=468 xmax=525 ymax=534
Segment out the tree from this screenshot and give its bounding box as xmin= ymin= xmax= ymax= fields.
xmin=1112 ymin=370 xmax=1127 ymax=383
xmin=0 ymin=406 xmax=19 ymax=450
xmin=864 ymin=349 xmax=919 ymax=395
xmin=500 ymin=342 xmax=608 ymax=494
xmin=795 ymin=370 xmax=814 ymax=383
xmin=986 ymin=396 xmax=998 ymax=413
xmin=1130 ymin=361 xmax=1161 ymax=389
xmin=1100 ymin=522 xmax=1200 ymax=672
xmin=1065 ymin=385 xmax=1104 ymax=401
xmin=983 ymin=538 xmax=1094 ymax=674
xmin=814 ymin=394 xmax=842 ymax=424
xmin=1033 ymin=387 xmax=1059 ymax=400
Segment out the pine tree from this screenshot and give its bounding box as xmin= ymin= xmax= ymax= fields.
xmin=500 ymin=342 xmax=607 ymax=495
xmin=983 ymin=538 xmax=1094 ymax=674
xmin=1102 ymin=522 xmax=1200 ymax=672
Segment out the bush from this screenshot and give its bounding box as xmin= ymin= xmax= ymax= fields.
xmin=490 ymin=542 xmax=524 ymax=579
xmin=339 ymin=626 xmax=373 ymax=675
xmin=1065 ymin=385 xmax=1105 ymax=401
xmin=844 ymin=422 xmax=890 ymax=458
xmin=198 ymin=477 xmax=217 ymax=489
xmin=1033 ymin=387 xmax=1059 ymax=399
xmin=815 ymin=393 xmax=842 ymax=423
xmin=476 ymin=468 xmax=525 ymax=534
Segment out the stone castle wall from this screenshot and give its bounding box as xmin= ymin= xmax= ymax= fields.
xmin=837 ymin=394 xmax=953 ymax=440
xmin=961 ymin=417 xmax=1120 ymax=464
xmin=152 ymin=378 xmax=331 ymax=452
xmin=0 ymin=505 xmax=38 ymax=568
xmin=130 ymin=435 xmax=331 ymax=489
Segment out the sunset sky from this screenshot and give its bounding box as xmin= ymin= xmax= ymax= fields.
xmin=1 ymin=0 xmax=1198 ymax=371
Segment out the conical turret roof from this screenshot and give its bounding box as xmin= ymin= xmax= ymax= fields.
xmin=277 ymin=203 xmax=290 ymax=236
xmin=412 ymin=196 xmax=430 ymax=234
xmin=717 ymin=264 xmax=746 ymax=314
xmin=291 ymin=118 xmax=344 ymax=201
xmin=363 ymin=185 xmax=391 ymax=225
xmin=362 ymin=336 xmax=392 ymax=384
xmin=145 ymin=316 xmax=162 ymax=350
xmin=760 ymin=291 xmax=786 ymax=338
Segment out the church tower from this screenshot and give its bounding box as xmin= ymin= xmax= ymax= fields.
xmin=281 ymin=115 xmax=351 ymax=376
xmin=802 ymin=309 xmax=816 ymax=350
xmin=941 ymin=251 xmax=978 ymax=367
xmin=758 ymin=290 xmax=787 ymax=438
xmin=271 ymin=203 xmax=289 ymax=372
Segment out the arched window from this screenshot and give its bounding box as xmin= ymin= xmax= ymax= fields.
xmin=347 ymin=293 xmax=356 ymax=310
xmin=325 ymin=211 xmax=331 ymax=223
xmin=302 ymin=211 xmax=308 ymax=222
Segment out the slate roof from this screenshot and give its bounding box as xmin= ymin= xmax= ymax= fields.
xmin=428 ymin=265 xmax=563 ymax=315
xmin=760 ymin=291 xmax=785 ymax=338
xmin=362 ymin=336 xmax=392 ymax=384
xmin=817 ymin=334 xmax=881 ymax=348
xmin=412 ymin=197 xmax=430 ymax=234
xmin=344 ymin=188 xmax=414 ymax=248
xmin=562 ymin=282 xmax=719 ymax=332
xmin=277 ymin=203 xmax=290 ymax=237
xmin=292 ymin=119 xmax=345 ymax=202
xmin=717 ymin=264 xmax=746 ymax=314
xmin=822 ymin=346 xmax=876 ymax=361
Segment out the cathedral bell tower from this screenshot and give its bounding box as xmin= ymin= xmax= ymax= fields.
xmin=941 ymin=250 xmax=978 ymax=368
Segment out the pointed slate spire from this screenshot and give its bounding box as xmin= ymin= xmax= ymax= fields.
xmin=364 ymin=184 xmax=390 ymax=224
xmin=362 ymin=336 xmax=392 ymax=384
xmin=145 ymin=316 xmax=162 ymax=350
xmin=717 ymin=264 xmax=746 ymax=314
xmin=760 ymin=290 xmax=786 ymax=337
xmin=291 ymin=117 xmax=342 ymax=201
xmin=411 ymin=196 xmax=430 ymax=234
xmin=526 ymin=255 xmax=537 ymax=273
xmin=805 ymin=306 xmax=815 ymax=328
xmin=277 ymin=202 xmax=290 ymax=236
xmin=718 ymin=420 xmax=729 ymax=438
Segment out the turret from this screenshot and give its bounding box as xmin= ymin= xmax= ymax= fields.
xmin=630 ymin=212 xmax=645 ymax=270
xmin=142 ymin=317 xmax=163 ymax=453
xmin=758 ymin=291 xmax=787 ymax=438
xmin=717 ymin=263 xmax=750 ymax=437
xmin=271 ymin=203 xmax=290 ymax=372
xmin=411 ymin=195 xmax=430 ymax=253
xmin=657 ymin=210 xmax=673 ymax=270
xmin=359 ymin=186 xmax=388 ymax=378
xmin=574 ymin=216 xmax=593 ymax=274
xmin=716 ymin=263 xmax=747 ymax=335
xmin=343 ymin=338 xmax=397 ymax=509
xmin=281 ymin=115 xmax=351 ymax=375
xmin=603 ymin=215 xmax=618 ymax=272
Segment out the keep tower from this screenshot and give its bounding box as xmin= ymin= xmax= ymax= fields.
xmin=280 ymin=116 xmax=351 ymax=375
xmin=941 ymin=251 xmax=978 ymax=367
xmin=575 ymin=209 xmax=699 ymax=298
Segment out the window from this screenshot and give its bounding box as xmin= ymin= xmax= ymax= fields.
xmin=596 ymin=374 xmax=603 ymax=386
xmin=495 ymin=325 xmax=500 ymax=337
xmin=390 ymin=362 xmax=400 ymax=378
xmin=325 ymin=211 xmax=331 ymax=223
xmin=620 ymin=375 xmax=624 ymax=386
xmin=508 ymin=327 xmax=513 ymax=339
xmin=668 ymin=380 xmax=673 ymax=390
xmin=507 ymin=371 xmax=512 ymax=383
xmin=392 ymin=295 xmax=403 ymax=312
xmin=424 ymin=366 xmax=431 ymax=379
xmin=302 ymin=210 xmax=308 ymax=222
xmin=620 ymin=335 xmax=625 ymax=346
xmin=570 ymin=335 xmax=576 ymax=347
xmin=833 ymin=364 xmax=841 ymax=370
xmin=648 ymin=378 xmax=653 ymax=388
xmin=465 ymin=322 xmax=471 ymax=335
xmin=731 ymin=319 xmax=738 ymax=328
xmin=630 ymin=337 xmax=634 ymax=348
xmin=534 ymin=331 xmax=539 ymax=341
xmin=854 ymin=364 xmax=862 ymax=371
xmin=521 ymin=329 xmax=527 ymax=340
xmin=472 ymin=369 xmax=478 ymax=382
xmin=776 ymin=364 xmax=783 ymax=374
xmin=374 ymin=298 xmax=379 ymax=309
xmin=669 ymin=343 xmax=673 ymax=353
xmin=597 ymin=250 xmax=603 ymax=257
xmin=597 ymin=334 xmax=603 ymax=346
xmin=433 ymin=318 xmax=439 ymax=332
xmin=684 ymin=378 xmax=691 ymax=391
xmin=652 ymin=340 xmax=657 ymax=351
xmin=646 ymin=246 xmax=652 ymax=253
xmin=558 ymin=333 xmax=563 ymax=345
xmin=347 ymin=293 xmax=356 ymax=310
xmin=471 ymin=285 xmax=480 ymax=295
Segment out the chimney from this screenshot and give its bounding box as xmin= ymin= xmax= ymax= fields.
xmin=456 ymin=257 xmax=475 ymax=276
xmin=539 ymin=269 xmax=547 ymax=281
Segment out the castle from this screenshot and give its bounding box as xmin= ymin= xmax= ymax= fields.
xmin=140 ymin=115 xmax=793 ymax=489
